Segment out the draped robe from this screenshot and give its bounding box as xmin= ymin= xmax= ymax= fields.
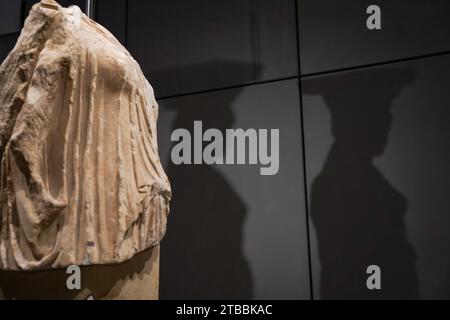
xmin=0 ymin=1 xmax=171 ymax=271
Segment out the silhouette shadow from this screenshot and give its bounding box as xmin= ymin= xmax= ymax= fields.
xmin=304 ymin=68 xmax=420 ymax=299
xmin=160 ymin=61 xmax=259 ymax=299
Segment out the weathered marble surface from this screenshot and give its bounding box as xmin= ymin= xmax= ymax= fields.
xmin=0 ymin=246 xmax=160 ymax=300
xmin=0 ymin=0 xmax=171 ymax=271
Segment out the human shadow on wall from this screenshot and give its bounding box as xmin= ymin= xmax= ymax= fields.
xmin=160 ymin=61 xmax=260 ymax=299
xmin=304 ymin=68 xmax=420 ymax=299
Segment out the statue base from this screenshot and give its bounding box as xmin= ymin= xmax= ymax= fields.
xmin=0 ymin=246 xmax=160 ymax=300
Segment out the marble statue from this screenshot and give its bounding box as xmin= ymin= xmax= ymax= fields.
xmin=0 ymin=0 xmax=171 ymax=272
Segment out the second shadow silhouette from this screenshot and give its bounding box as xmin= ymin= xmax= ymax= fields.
xmin=304 ymin=68 xmax=420 ymax=299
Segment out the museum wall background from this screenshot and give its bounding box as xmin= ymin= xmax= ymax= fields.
xmin=0 ymin=0 xmax=450 ymax=299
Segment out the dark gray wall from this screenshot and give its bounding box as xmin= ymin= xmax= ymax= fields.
xmin=298 ymin=0 xmax=450 ymax=75
xmin=0 ymin=0 xmax=21 ymax=64
xmin=299 ymin=0 xmax=450 ymax=299
xmin=96 ymin=0 xmax=126 ymax=44
xmin=0 ymin=33 xmax=19 ymax=63
xmin=303 ymin=57 xmax=450 ymax=299
xmin=0 ymin=1 xmax=22 ymax=35
xmin=127 ymin=0 xmax=298 ymax=98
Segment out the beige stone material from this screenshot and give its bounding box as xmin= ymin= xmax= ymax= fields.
xmin=0 ymin=1 xmax=171 ymax=271
xmin=0 ymin=246 xmax=160 ymax=300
